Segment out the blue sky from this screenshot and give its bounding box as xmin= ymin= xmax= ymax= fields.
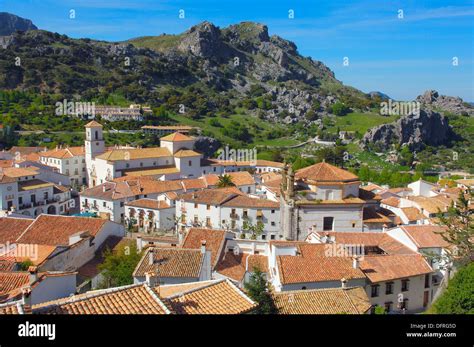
xmin=2 ymin=0 xmax=473 ymax=101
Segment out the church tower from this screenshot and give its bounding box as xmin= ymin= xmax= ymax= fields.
xmin=85 ymin=121 xmax=105 ymax=187
xmin=85 ymin=121 xmax=105 ymax=161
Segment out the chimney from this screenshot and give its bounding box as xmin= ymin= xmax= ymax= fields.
xmin=145 ymin=272 xmax=156 ymax=287
xmin=136 ymin=236 xmax=142 ymax=252
xmin=341 ymin=277 xmax=347 ymax=289
xmin=148 ymin=249 xmax=154 ymax=266
xmin=200 ymin=240 xmax=207 ymax=254
xmin=352 ymin=256 xmax=360 ymax=269
xmin=28 ymin=266 xmax=38 ymax=284
xmin=21 ymin=286 xmax=32 ymax=307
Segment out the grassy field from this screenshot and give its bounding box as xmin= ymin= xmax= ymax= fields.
xmin=332 ymin=112 xmax=399 ymax=133
xmin=169 ymin=113 xmax=298 ymax=147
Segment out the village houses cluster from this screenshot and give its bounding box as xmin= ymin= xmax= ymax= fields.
xmin=0 ymin=121 xmax=472 ymax=314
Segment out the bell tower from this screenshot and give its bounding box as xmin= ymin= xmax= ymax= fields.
xmin=85 ymin=120 xmax=105 ymax=161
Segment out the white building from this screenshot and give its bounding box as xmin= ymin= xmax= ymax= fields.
xmin=175 ymin=187 xmax=280 ymax=240
xmin=39 ymin=146 xmax=87 ymax=188
xmin=124 ymin=197 xmax=176 ymax=233
xmin=0 ymin=167 xmax=72 ymax=217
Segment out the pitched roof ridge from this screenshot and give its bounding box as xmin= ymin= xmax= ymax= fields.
xmin=224 ymin=278 xmax=256 ymax=305
xmin=143 ymin=283 xmax=172 ymax=314
xmin=165 ymin=279 xmax=226 ymax=300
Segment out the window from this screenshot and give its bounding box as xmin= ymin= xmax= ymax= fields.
xmin=271 ymin=221 xmax=276 ymax=226
xmin=194 ymin=203 xmax=198 ymax=208
xmin=140 ymin=162 xmax=143 ymax=167
xmin=206 ymin=217 xmax=211 ymax=227
xmin=243 ymin=210 xmax=248 ymax=218
xmin=424 ymin=274 xmax=430 ymax=289
xmin=271 ymin=210 xmax=275 ymax=214
xmin=323 ymin=217 xmax=334 ymax=231
xmin=400 ymin=298 xmax=409 ymax=310
xmin=18 ymin=197 xmax=23 ymax=205
xmin=385 ymin=282 xmax=394 ymax=295
xmin=384 ymin=302 xmax=392 ymax=312
xmin=120 ymin=202 xmax=124 ymax=207
xmin=231 ymin=220 xmax=236 ymax=229
xmin=371 ymin=285 xmax=379 ymax=298
xmin=103 ymin=202 xmax=106 ymax=207
xmin=188 ymin=160 xmax=192 ymax=167
xmin=261 ymin=234 xmax=266 ymax=240
xmin=301 ymin=286 xmax=307 ymax=290
xmin=206 ymin=204 xmax=210 ymax=210
xmin=43 ymin=192 xmax=48 ymax=200
xmin=270 ymin=235 xmax=275 ymax=240
xmin=194 ymin=215 xmax=199 ymax=224
xmin=401 ymin=279 xmax=410 ymax=292
xmin=126 ymin=163 xmax=130 ymax=168
xmin=352 ymin=222 xmax=356 ymax=228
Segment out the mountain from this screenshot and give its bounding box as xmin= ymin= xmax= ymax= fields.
xmin=416 ymin=90 xmax=473 ymax=116
xmin=0 ymin=12 xmax=37 ymax=36
xmin=0 ymin=17 xmax=367 ymax=124
xmin=360 ymin=109 xmax=454 ymax=152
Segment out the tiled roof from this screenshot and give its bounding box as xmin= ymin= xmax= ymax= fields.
xmin=84 ymin=120 xmax=103 ymax=128
xmin=277 ymin=243 xmax=366 ymax=284
xmin=16 ymin=215 xmax=107 ymax=246
xmin=174 ymin=149 xmax=201 ymax=158
xmin=160 ymin=132 xmax=194 ymax=142
xmin=221 ymin=195 xmax=279 ymax=208
xmin=255 ymin=160 xmax=285 ymax=168
xmin=177 ymin=187 xmax=243 ymax=205
xmin=359 ymin=254 xmax=433 ymax=283
xmin=401 ymin=225 xmax=450 ymax=248
xmin=0 ymin=218 xmax=34 ymax=244
xmin=133 ymin=247 xmax=204 ymax=278
xmin=363 ymin=184 xmax=383 ymax=192
xmin=40 ymin=146 xmax=84 ymax=159
xmin=182 ymin=228 xmax=226 ymax=269
xmin=34 ymin=283 xmax=171 ymax=314
xmin=125 ymin=199 xmax=170 ymax=210
xmin=96 ymin=147 xmax=172 ymax=161
xmin=204 ymin=171 xmax=255 ymax=187
xmin=381 ymin=196 xmax=400 ymax=208
xmin=273 ymin=287 xmax=371 ymax=314
xmin=0 ymin=160 xmax=13 ymax=168
xmin=0 ymin=272 xmax=30 ymax=301
xmin=82 ymin=177 xmax=183 ymax=200
xmin=0 ymin=300 xmax=28 ymax=314
xmin=0 ymin=244 xmax=57 ymax=266
xmin=401 ymin=207 xmax=425 ymax=222
xmin=315 ymin=232 xmax=415 ymax=255
xmin=295 ymin=162 xmax=359 ymax=183
xmin=181 ymin=178 xmax=207 ymax=191
xmin=359 ymin=188 xmax=382 ymax=201
xmin=363 ymin=207 xmax=391 ymax=223
xmin=1 ymin=167 xmax=39 ymax=178
xmin=216 ymin=252 xmax=268 ymax=282
xmin=408 ymin=196 xmax=451 ymax=214
xmin=160 ymin=279 xmax=256 ymax=314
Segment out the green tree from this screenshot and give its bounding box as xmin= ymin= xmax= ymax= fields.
xmin=429 ymin=262 xmax=474 ymax=314
xmin=436 ymin=190 xmax=473 ymax=266
xmin=331 ymin=102 xmax=349 ymax=116
xmin=217 ymin=174 xmax=235 ymax=188
xmin=244 ymin=268 xmax=277 ymax=314
xmin=98 ymin=241 xmax=143 ymax=288
xmin=242 ymin=220 xmax=264 ymax=240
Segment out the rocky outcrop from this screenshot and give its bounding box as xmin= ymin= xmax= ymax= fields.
xmin=416 ymin=90 xmax=473 ymax=116
xmin=360 ymin=109 xmax=453 ymax=151
xmin=0 ymin=12 xmax=37 ymax=36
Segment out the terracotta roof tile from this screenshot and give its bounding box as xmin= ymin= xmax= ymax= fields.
xmin=273 ymin=287 xmax=371 ymax=314
xmin=401 ymin=207 xmax=425 ymax=222
xmin=0 ymin=218 xmax=34 ymax=244
xmin=401 ymin=225 xmax=450 ymax=248
xmin=177 ymin=187 xmax=243 ymax=205
xmin=0 ymin=272 xmax=30 ymax=301
xmin=216 ymin=252 xmax=268 ymax=282
xmin=34 ymin=283 xmax=170 ymax=314
xmin=174 ymin=149 xmax=201 ymax=158
xmin=161 ymin=279 xmax=256 ymax=314
xmin=221 ymin=195 xmax=279 ymax=208
xmin=125 ymin=199 xmax=171 ymax=210
xmin=160 ymin=132 xmax=194 ymax=142
xmin=16 ymin=215 xmax=107 ymax=246
xmin=40 ymin=146 xmax=84 ymax=159
xmin=133 ymin=247 xmax=204 ymax=278
xmin=295 ymin=162 xmax=359 ymax=183
xmin=96 ymin=147 xmax=172 ymax=161
xmin=381 ymin=196 xmax=400 ymax=208
xmin=363 ymin=207 xmax=391 ymax=223
xmin=359 ymin=254 xmax=433 ymax=282
xmin=182 ymin=228 xmax=226 ymax=269
xmin=204 ymin=171 xmax=255 ymax=187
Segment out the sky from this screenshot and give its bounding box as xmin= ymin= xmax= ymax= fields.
xmin=2 ymin=0 xmax=474 ymax=101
